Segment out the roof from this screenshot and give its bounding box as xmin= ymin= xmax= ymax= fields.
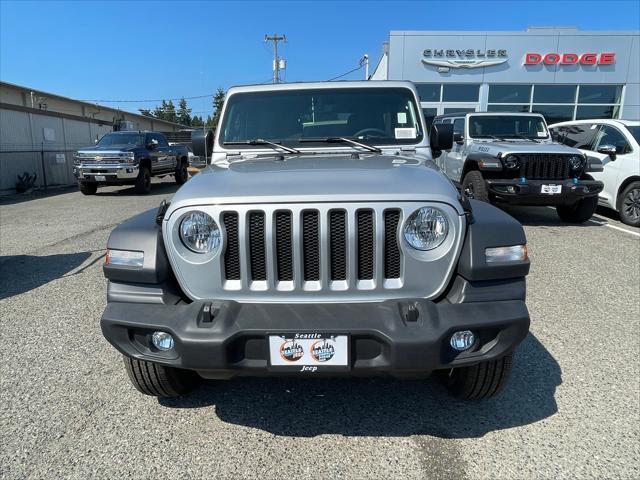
xmin=548 ymin=119 xmax=640 ymax=127
xmin=0 ymin=80 xmax=189 ymax=129
xmin=226 ymin=80 xmax=416 ymax=95
xmin=434 ymin=111 xmax=544 ymax=120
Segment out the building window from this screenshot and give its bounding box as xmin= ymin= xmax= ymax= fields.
xmin=578 ymin=85 xmax=622 ymax=104
xmin=533 ymin=85 xmax=577 ymax=104
xmin=531 ymin=105 xmax=575 ymax=124
xmin=443 ymin=107 xmax=476 ymax=115
xmin=576 ymin=105 xmax=620 ymax=120
xmin=416 ymin=84 xmax=441 ymax=102
xmin=442 ymin=84 xmax=480 ymax=102
xmin=422 ymin=107 xmax=438 ymax=133
xmin=487 ymin=104 xmax=530 ymax=113
xmin=488 ymin=85 xmax=531 ymax=103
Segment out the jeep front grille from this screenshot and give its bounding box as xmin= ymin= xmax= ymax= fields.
xmin=222 ymin=206 xmax=402 ymax=288
xmin=519 ymin=154 xmax=572 ymax=180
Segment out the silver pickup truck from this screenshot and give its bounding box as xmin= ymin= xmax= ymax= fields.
xmin=100 ymin=81 xmax=531 ymax=401
xmin=74 ymin=131 xmax=189 ymax=195
xmin=430 ymin=112 xmax=604 ymax=223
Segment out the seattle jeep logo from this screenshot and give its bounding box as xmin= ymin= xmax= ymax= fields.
xmin=422 ymin=48 xmax=508 ymax=71
xmin=280 ymin=339 xmax=304 ymax=362
xmin=310 ymin=340 xmax=336 ymax=362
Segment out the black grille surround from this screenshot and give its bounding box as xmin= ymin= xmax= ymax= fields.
xmin=384 ymin=210 xmax=402 ymax=279
xmin=329 ymin=210 xmax=347 ymax=281
xmin=518 ymin=154 xmax=573 ymax=180
xmin=222 ymin=213 xmax=240 ymax=280
xmin=302 ymin=211 xmax=320 ymax=281
xmin=248 ymin=212 xmax=267 ymax=281
xmin=357 ymin=210 xmax=375 ymax=280
xmin=275 ymin=211 xmax=294 ymax=281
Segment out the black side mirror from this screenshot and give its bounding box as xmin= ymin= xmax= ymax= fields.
xmin=430 ymin=123 xmax=453 ymax=151
xmin=147 ymin=139 xmax=159 ymax=150
xmin=597 ymin=144 xmax=617 ymax=160
xmin=192 ymin=129 xmax=214 ymax=160
xmin=453 ymin=132 xmax=464 ymax=144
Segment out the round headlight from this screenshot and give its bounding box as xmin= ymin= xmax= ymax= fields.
xmin=569 ymin=155 xmax=584 ymax=170
xmin=179 ymin=211 xmax=221 ymax=254
xmin=503 ymin=154 xmax=520 ymax=169
xmin=403 ymin=207 xmax=449 ymax=251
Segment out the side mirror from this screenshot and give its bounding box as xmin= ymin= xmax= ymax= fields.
xmin=597 ymin=144 xmax=617 ymax=160
xmin=147 ymin=139 xmax=159 ymax=150
xmin=192 ymin=129 xmax=214 ymax=160
xmin=430 ymin=123 xmax=453 ymax=151
xmin=453 ymin=132 xmax=464 ymax=144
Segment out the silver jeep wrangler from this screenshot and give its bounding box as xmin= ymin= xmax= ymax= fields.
xmin=101 ymin=81 xmax=530 ymax=400
xmin=430 ymin=112 xmax=604 ymax=223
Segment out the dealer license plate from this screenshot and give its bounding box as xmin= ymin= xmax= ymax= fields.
xmin=541 ymin=184 xmax=562 ymax=195
xmin=95 ymin=175 xmax=106 ymax=182
xmin=268 ymin=333 xmax=349 ymax=371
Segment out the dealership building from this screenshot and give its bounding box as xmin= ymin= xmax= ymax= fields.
xmin=371 ymin=28 xmax=639 ymax=129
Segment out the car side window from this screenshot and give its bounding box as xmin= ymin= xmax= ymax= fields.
xmin=154 ymin=134 xmax=169 ymax=147
xmin=594 ymin=125 xmax=632 ymax=154
xmin=561 ymin=124 xmax=598 ymax=150
xmin=453 ymin=118 xmax=464 ymax=135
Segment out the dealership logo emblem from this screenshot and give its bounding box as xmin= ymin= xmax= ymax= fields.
xmin=280 ymin=339 xmax=304 ymax=362
xmin=422 ymin=49 xmax=508 ymax=72
xmin=94 ymin=156 xmax=102 ymax=161
xmin=310 ymin=339 xmax=336 ymax=362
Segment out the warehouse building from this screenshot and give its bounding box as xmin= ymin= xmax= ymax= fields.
xmin=0 ymin=81 xmax=186 ymax=194
xmin=371 ymin=28 xmax=640 ymax=131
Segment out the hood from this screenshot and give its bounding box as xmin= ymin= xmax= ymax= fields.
xmin=469 ymin=140 xmax=580 ymax=156
xmin=167 ymin=154 xmax=463 ymax=216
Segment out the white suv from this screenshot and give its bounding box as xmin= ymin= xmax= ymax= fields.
xmin=549 ymin=119 xmax=640 ymax=227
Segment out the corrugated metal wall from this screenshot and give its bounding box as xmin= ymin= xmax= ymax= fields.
xmin=0 ymin=108 xmax=111 ymax=193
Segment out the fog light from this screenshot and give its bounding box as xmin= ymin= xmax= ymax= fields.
xmin=450 ymin=330 xmax=475 ymax=351
xmin=152 ymin=331 xmax=174 ymax=351
xmin=485 ymin=245 xmax=528 ymax=263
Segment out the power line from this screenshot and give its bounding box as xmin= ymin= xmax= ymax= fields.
xmin=327 ymin=64 xmax=364 ymax=82
xmin=78 ymin=93 xmax=214 ymax=103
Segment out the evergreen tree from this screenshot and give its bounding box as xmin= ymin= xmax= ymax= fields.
xmin=191 ymin=115 xmax=204 ymax=127
xmin=139 ymin=108 xmax=153 ymax=117
xmin=152 ymin=100 xmax=168 ymax=120
xmin=164 ymin=100 xmax=177 ymax=123
xmin=211 ymin=88 xmax=226 ymax=130
xmin=177 ymin=98 xmax=192 ymax=126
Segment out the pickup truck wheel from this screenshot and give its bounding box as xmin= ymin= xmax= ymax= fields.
xmin=123 ymin=356 xmax=200 ymax=397
xmin=443 ymin=353 xmax=513 ymax=400
xmin=134 ymin=166 xmax=151 ymax=194
xmin=556 ymin=195 xmax=598 ymax=223
xmin=175 ymin=160 xmax=188 ymax=185
xmin=619 ymin=181 xmax=640 ymax=227
xmin=78 ymin=181 xmax=98 ymax=195
xmin=461 ymin=170 xmax=489 ymax=202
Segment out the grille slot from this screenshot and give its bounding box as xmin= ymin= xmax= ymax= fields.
xmin=222 ymin=212 xmax=240 ymax=280
xmin=357 ymin=210 xmax=375 ymax=280
xmin=520 ymin=154 xmax=571 ymax=180
xmin=329 ymin=210 xmax=347 ymax=281
xmin=275 ymin=211 xmax=293 ymax=281
xmin=302 ymin=211 xmax=320 ymax=281
xmin=248 ymin=212 xmax=266 ymax=281
xmin=384 ymin=210 xmax=401 ymax=279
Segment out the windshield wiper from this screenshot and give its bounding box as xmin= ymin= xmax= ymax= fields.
xmin=300 ymin=137 xmax=382 ymax=154
xmin=502 ymin=134 xmax=541 ymax=143
xmin=474 ymin=134 xmax=505 ymax=141
xmin=223 ymin=139 xmax=300 ymax=154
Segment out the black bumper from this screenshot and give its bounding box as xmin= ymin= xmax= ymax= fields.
xmin=101 ymin=299 xmax=530 ymax=378
xmin=486 ymin=178 xmax=603 ymax=206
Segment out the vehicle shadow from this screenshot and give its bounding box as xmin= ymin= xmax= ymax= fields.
xmin=499 ymin=205 xmax=602 ymax=227
xmin=94 ymin=181 xmax=180 ymax=197
xmin=160 ymin=333 xmax=560 ymax=439
xmin=0 ymin=185 xmax=76 ymax=206
xmin=0 ymin=252 xmax=96 ymax=300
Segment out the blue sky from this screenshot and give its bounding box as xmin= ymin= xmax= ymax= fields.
xmin=1 ymin=0 xmax=639 ymax=116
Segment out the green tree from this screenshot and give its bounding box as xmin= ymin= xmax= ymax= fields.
xmin=152 ymin=100 xmax=168 ymax=120
xmin=164 ymin=100 xmax=177 ymax=123
xmin=211 ymin=88 xmax=226 ymax=130
xmin=177 ymin=98 xmax=192 ymax=126
xmin=191 ymin=115 xmax=204 ymax=127
xmin=139 ymin=108 xmax=153 ymax=117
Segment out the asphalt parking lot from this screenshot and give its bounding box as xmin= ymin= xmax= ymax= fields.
xmin=1 ymin=178 xmax=639 ymax=479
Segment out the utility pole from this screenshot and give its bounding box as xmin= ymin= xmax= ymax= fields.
xmin=265 ymin=34 xmax=286 ymax=83
xmin=360 ymin=54 xmax=369 ymax=80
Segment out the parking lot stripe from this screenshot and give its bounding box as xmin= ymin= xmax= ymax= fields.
xmin=587 ymin=219 xmax=640 ymax=238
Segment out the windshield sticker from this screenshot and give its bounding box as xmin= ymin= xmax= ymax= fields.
xmin=395 ymin=127 xmax=416 ymax=139
xmin=397 ymin=112 xmax=408 ymax=124
xmin=537 ymin=131 xmax=547 ymax=137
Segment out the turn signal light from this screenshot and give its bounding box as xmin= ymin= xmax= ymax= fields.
xmin=105 ymin=249 xmax=144 ymax=267
xmin=485 ymin=245 xmax=528 ymax=263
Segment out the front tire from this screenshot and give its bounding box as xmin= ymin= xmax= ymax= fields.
xmin=556 ymin=195 xmax=598 ymax=223
xmin=134 ymin=166 xmax=151 ymax=194
xmin=78 ymin=181 xmax=97 ymax=195
xmin=461 ymin=170 xmax=489 ymax=202
xmin=443 ymin=353 xmax=513 ymax=400
xmin=619 ymin=181 xmax=640 ymax=227
xmin=175 ymin=159 xmax=188 ymax=185
xmin=123 ymin=356 xmax=200 ymax=397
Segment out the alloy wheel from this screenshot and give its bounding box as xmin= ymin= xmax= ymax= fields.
xmin=622 ymin=187 xmax=640 ymax=222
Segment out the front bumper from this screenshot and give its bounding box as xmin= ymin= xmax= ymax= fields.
xmin=101 ymin=299 xmax=530 ymax=378
xmin=74 ymin=163 xmax=139 ymax=183
xmin=486 ymin=178 xmax=603 ymax=206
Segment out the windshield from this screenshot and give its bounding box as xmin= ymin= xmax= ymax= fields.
xmin=219 ymin=87 xmax=423 ymax=147
xmin=626 ymin=126 xmax=640 ymax=144
xmin=469 ymin=115 xmax=549 ymax=139
xmin=97 ymin=133 xmax=145 ymax=147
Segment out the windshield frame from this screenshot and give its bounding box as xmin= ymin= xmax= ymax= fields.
xmin=96 ymin=132 xmax=145 ymax=148
xmin=467 ymin=114 xmax=550 ymax=140
xmin=216 ymin=86 xmax=425 ymax=151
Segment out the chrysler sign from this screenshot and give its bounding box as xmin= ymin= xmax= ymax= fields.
xmin=422 ymin=48 xmax=508 ymax=72
xmin=524 ymin=52 xmax=616 ymax=65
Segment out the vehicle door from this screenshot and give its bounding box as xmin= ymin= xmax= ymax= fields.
xmin=591 ymin=125 xmax=634 ymax=208
xmin=154 ymin=133 xmax=174 ymax=172
xmin=145 ymin=133 xmax=162 ymax=172
xmin=443 ymin=117 xmax=466 ymax=182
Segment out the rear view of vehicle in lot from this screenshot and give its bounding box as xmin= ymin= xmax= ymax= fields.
xmin=431 ymin=112 xmax=604 ymax=223
xmin=549 ymin=119 xmax=640 ymax=227
xmin=100 ymin=82 xmax=531 ymax=400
